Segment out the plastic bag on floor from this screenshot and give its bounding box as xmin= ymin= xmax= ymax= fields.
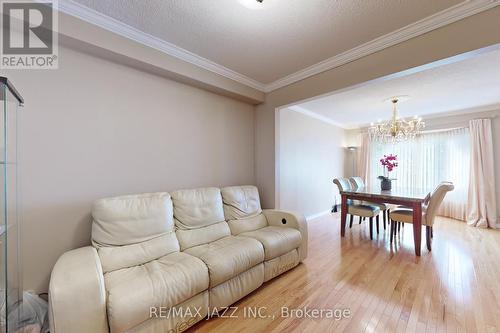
xmin=7 ymin=292 xmax=49 ymax=333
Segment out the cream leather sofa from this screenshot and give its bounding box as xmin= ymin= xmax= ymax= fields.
xmin=49 ymin=186 xmax=307 ymax=333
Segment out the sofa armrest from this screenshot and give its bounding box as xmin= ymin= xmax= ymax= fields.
xmin=49 ymin=246 xmax=109 ymax=333
xmin=262 ymin=209 xmax=308 ymax=261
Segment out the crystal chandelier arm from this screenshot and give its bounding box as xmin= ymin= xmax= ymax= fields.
xmin=368 ymin=96 xmax=425 ymax=142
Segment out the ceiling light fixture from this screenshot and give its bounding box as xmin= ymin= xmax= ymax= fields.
xmin=368 ymin=96 xmax=425 ymax=143
xmin=238 ymin=0 xmax=265 ymax=10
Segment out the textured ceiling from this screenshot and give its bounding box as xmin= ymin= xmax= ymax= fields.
xmin=72 ymin=0 xmax=462 ymax=84
xmin=297 ymin=48 xmax=500 ymax=128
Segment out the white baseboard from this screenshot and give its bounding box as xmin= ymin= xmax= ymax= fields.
xmin=306 ymin=210 xmax=332 ymax=222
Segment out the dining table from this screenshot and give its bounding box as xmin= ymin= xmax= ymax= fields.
xmin=339 ymin=187 xmax=431 ymax=256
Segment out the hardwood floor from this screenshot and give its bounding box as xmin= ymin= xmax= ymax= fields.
xmin=190 ymin=213 xmax=500 ymax=333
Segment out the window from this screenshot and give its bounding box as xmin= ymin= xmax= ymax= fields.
xmin=369 ymin=128 xmax=470 ymax=220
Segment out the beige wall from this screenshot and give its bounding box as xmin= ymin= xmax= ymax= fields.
xmin=278 ymin=109 xmax=346 ymax=219
xmin=4 ymin=4 xmax=500 ymax=294
xmin=58 ymin=12 xmax=265 ymax=104
xmin=255 ymin=7 xmax=500 ymax=209
xmin=5 ymin=44 xmax=256 ymax=293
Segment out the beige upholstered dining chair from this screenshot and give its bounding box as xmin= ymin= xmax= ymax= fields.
xmin=389 ymin=182 xmax=454 ymax=251
xmin=333 ymin=178 xmax=381 ymax=240
xmin=349 ymin=177 xmax=390 ymax=230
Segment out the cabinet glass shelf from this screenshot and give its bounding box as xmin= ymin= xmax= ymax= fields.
xmin=0 ymin=77 xmax=23 ymax=333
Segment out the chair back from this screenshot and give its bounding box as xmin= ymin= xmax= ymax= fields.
xmin=333 ymin=178 xmax=352 ymax=192
xmin=425 ymin=182 xmax=454 ymax=226
xmin=349 ymin=177 xmax=364 ymax=190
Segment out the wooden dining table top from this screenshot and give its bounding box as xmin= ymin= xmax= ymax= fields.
xmin=340 ymin=187 xmax=431 ymax=203
xmin=339 ymin=186 xmax=432 ymax=256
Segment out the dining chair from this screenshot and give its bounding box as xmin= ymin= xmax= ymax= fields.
xmin=388 ymin=182 xmax=454 ymax=251
xmin=333 ymin=178 xmax=381 ymax=240
xmin=349 ymin=177 xmax=390 ymax=230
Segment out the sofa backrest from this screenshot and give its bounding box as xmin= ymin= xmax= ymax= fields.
xmin=172 ymin=187 xmax=230 ymax=250
xmin=221 ymin=185 xmax=268 ymax=235
xmin=91 ymin=192 xmax=179 ymax=273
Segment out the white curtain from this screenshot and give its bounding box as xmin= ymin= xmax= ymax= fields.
xmin=369 ymin=128 xmax=470 ymax=221
xmin=357 ymin=133 xmax=372 ymax=186
xmin=467 ymin=119 xmax=497 ymax=228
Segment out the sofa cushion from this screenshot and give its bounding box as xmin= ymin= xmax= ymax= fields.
xmin=98 ymin=233 xmax=180 ymax=273
xmin=227 ymin=214 xmax=268 ymax=235
xmin=92 ymin=192 xmax=180 ymax=272
xmin=176 ymin=221 xmax=231 ymax=251
xmin=172 ymin=187 xmax=225 ymax=228
xmin=239 ymin=226 xmax=302 ymax=261
xmin=221 ymin=185 xmax=262 ymax=220
xmin=126 ymin=292 xmax=209 ymax=333
xmin=104 ymin=251 xmax=208 ymax=333
xmin=92 ymin=192 xmax=175 ymax=246
xmin=184 ymin=236 xmax=264 ymax=287
xmin=172 ymin=187 xmax=230 ymax=249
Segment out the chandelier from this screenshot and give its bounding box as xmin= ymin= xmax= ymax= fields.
xmin=368 ymin=97 xmax=425 ymax=143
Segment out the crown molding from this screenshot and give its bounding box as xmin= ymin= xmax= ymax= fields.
xmin=287 ymin=106 xmax=349 ymax=129
xmin=290 ymin=102 xmax=500 ymax=131
xmin=56 ymin=0 xmax=267 ymax=92
xmin=353 ymin=103 xmax=500 ymax=130
xmin=56 ymin=0 xmax=499 ymax=94
xmin=263 ymin=0 xmax=500 ymax=92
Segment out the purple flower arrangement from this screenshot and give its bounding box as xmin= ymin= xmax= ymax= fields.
xmin=378 ymin=154 xmax=398 ymax=190
xmin=380 ymin=154 xmax=398 ymax=173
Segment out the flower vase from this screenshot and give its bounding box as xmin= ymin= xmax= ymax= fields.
xmin=379 ymin=154 xmax=397 ymax=191
xmin=380 ymin=177 xmax=392 ymax=191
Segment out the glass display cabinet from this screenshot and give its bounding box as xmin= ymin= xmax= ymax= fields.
xmin=0 ymin=77 xmax=23 ymax=333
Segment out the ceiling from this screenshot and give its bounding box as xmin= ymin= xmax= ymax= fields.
xmin=69 ymin=0 xmax=470 ymax=86
xmin=295 ymin=47 xmax=500 ymax=129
